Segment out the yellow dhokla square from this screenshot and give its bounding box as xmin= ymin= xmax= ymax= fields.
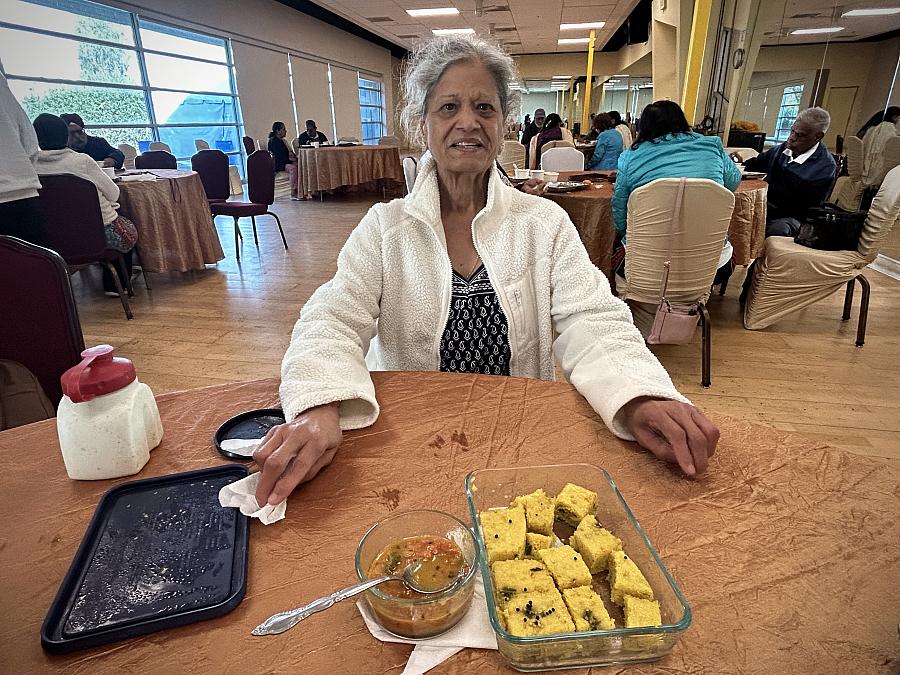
xmin=479 ymin=506 xmax=526 ymax=564
xmin=555 ymin=483 xmax=598 ymax=526
xmin=524 ymin=532 xmax=553 ymax=559
xmin=491 ymin=559 xmax=556 ymax=607
xmin=562 ymin=586 xmax=615 ymax=631
xmin=623 ymin=594 xmax=662 ymax=627
xmin=570 ymin=515 xmax=622 ymax=573
xmin=608 ymin=550 xmax=653 ymax=605
xmin=511 ymin=488 xmax=556 ymax=535
xmin=536 ymin=545 xmax=592 ymax=589
xmin=502 ymin=589 xmax=575 ymax=637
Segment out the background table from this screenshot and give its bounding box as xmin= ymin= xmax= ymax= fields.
xmin=575 ymin=142 xmax=596 ymax=167
xmin=546 ymin=172 xmax=768 ymax=275
xmin=1 ymin=372 xmax=895 ymax=673
xmin=296 ymin=145 xmax=404 ymax=196
xmin=117 ymin=169 xmax=225 ymax=273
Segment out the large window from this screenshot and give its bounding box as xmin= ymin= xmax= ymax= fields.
xmin=1 ymin=0 xmax=245 ymax=175
xmin=358 ymin=77 xmax=386 ymax=145
xmin=774 ymin=84 xmax=804 ymax=142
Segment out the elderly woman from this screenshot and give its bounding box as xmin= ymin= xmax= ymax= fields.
xmin=253 ymin=36 xmax=719 ymax=507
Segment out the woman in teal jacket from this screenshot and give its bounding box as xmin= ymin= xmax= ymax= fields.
xmin=612 ymin=101 xmax=741 ymax=241
xmin=587 ymin=113 xmax=624 ymax=171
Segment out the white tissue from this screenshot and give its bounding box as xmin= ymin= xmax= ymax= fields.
xmin=356 ymin=572 xmax=497 ymax=675
xmin=218 ymin=472 xmax=286 ymax=524
xmin=219 ymin=437 xmax=263 ymax=456
xmin=119 ymin=173 xmax=156 ymax=182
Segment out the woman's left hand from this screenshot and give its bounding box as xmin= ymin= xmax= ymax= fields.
xmin=622 ymin=397 xmax=719 ymax=476
xmin=520 ymin=178 xmax=547 ymax=195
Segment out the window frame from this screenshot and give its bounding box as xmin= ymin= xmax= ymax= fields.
xmin=0 ymin=2 xmax=245 ymax=170
xmin=358 ymin=76 xmax=386 ymax=145
xmin=773 ymin=84 xmax=805 ymax=143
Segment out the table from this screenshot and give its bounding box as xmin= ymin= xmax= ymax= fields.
xmin=295 ymin=145 xmax=404 ymax=196
xmin=1 ymin=372 xmax=896 ymax=673
xmin=117 ymin=170 xmax=225 ymax=273
xmin=545 ymin=172 xmax=768 ymax=275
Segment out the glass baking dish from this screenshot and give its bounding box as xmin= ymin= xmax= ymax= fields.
xmin=465 ymin=464 xmax=690 ymax=671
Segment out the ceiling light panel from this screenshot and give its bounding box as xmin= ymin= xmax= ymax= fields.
xmin=842 ymin=8 xmax=900 ymax=16
xmin=559 ymin=21 xmax=605 ymax=30
xmin=433 ymin=28 xmax=476 ymax=35
xmin=406 ymin=8 xmax=460 ymax=17
xmin=558 ymin=37 xmax=590 ymax=44
xmin=789 ymin=27 xmax=844 ymax=34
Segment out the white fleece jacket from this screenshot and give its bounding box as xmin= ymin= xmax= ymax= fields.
xmin=280 ymin=152 xmax=690 ymax=440
xmin=0 ymin=67 xmax=40 ymax=203
xmin=34 ymin=148 xmax=121 ymax=224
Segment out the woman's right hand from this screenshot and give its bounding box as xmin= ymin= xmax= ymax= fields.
xmin=253 ymin=402 xmax=343 ymax=506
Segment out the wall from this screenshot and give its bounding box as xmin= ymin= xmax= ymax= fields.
xmin=520 ymin=92 xmax=560 ymax=120
xmin=738 ymin=70 xmax=817 ymax=134
xmin=110 ymin=0 xmax=396 ymax=142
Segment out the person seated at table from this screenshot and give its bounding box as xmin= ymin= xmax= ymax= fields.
xmin=587 ymin=113 xmax=623 ymax=171
xmin=32 ymin=114 xmax=137 ymax=296
xmin=297 ymin=119 xmax=328 ymax=146
xmin=609 ymin=110 xmax=633 ymax=148
xmin=267 ymin=121 xmax=299 ymax=200
xmin=742 ymin=107 xmax=836 ymax=237
xmin=251 ymin=35 xmax=720 ymax=507
xmin=530 ymin=113 xmax=575 ymax=168
xmin=59 ymin=113 xmax=124 ymax=170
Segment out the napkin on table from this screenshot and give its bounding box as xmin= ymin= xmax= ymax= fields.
xmin=356 ymin=572 xmax=497 ymax=675
xmin=220 ymin=437 xmax=263 ymax=456
xmin=218 ymin=471 xmax=286 ymax=525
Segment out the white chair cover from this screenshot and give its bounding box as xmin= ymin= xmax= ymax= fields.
xmin=744 ymin=164 xmax=900 ymax=330
xmin=835 ymin=135 xmax=865 ymax=210
xmin=117 ymin=143 xmax=137 ymax=170
xmin=377 ymin=136 xmax=400 ymax=146
xmin=149 ymin=141 xmax=171 ymax=153
xmin=541 ymin=147 xmax=585 ymax=171
xmin=498 ymin=141 xmax=526 ymax=174
xmin=195 ymin=139 xmax=210 ymax=151
xmin=402 ymin=156 xmax=418 ymax=194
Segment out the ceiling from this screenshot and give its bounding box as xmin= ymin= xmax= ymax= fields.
xmin=308 ymin=0 xmax=641 ymax=55
xmin=761 ymin=0 xmax=900 ymax=45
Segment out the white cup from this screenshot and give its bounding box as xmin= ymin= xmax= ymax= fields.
xmin=529 ymin=169 xmax=544 ymax=181
xmin=312 ymin=141 xmax=320 ymax=148
xmin=513 ymin=168 xmax=529 ymax=179
xmin=102 ymin=167 xmax=116 ymax=179
xmin=542 ymin=171 xmax=559 ymax=183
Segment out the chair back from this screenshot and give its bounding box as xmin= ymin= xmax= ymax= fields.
xmin=378 ymin=136 xmax=400 ymax=146
xmin=247 ymin=150 xmax=275 ymax=206
xmin=879 ymin=135 xmax=900 ymax=180
xmin=0 ymin=236 xmax=85 ymax=405
xmin=291 ymin=137 xmax=300 ymax=154
xmin=149 ymin=141 xmax=171 ymax=153
xmin=498 ymin=141 xmax=526 ymax=173
xmin=118 ymin=143 xmax=137 ymax=169
xmin=242 ymin=136 xmax=256 ymax=155
xmin=35 ymin=174 xmax=108 ymax=266
xmin=402 ymin=156 xmax=418 ymax=194
xmin=191 ymin=149 xmax=231 ymax=201
xmin=134 ymin=150 xmax=176 ymax=169
xmin=541 ymin=146 xmax=585 ymax=171
xmin=338 ymin=136 xmax=359 ymax=144
xmin=724 ymin=146 xmax=759 ymax=161
xmin=858 ymin=164 xmax=900 ymax=258
xmin=541 ymin=140 xmax=575 ymax=154
xmin=623 ymin=178 xmax=735 ymax=305
xmin=845 ymin=135 xmax=864 ymax=179
xmin=195 ymin=139 xmax=210 ymax=151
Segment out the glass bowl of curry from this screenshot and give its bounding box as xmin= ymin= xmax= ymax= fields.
xmin=355 ymin=510 xmax=477 ymax=638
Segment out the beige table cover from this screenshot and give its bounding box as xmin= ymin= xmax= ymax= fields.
xmin=296 ymin=145 xmax=404 ymax=196
xmin=117 ymin=170 xmax=225 ymax=273
xmin=1 ymin=372 xmax=896 ymax=673
xmin=547 ymin=172 xmax=768 ymax=275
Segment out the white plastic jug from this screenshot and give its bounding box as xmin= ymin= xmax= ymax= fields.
xmin=57 ymin=345 xmax=163 ymax=480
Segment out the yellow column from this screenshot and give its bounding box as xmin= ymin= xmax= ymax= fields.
xmin=680 ymin=0 xmax=713 ymax=124
xmin=581 ymin=30 xmax=596 ymax=131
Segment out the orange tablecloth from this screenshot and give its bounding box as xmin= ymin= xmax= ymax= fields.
xmin=296 ymin=145 xmax=404 ymax=195
xmin=546 ymin=172 xmax=768 ymax=275
xmin=117 ymin=170 xmax=224 ymax=273
xmin=1 ymin=372 xmax=896 ymax=673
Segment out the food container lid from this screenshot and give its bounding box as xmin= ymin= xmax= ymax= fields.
xmin=61 ymin=345 xmax=136 ymax=403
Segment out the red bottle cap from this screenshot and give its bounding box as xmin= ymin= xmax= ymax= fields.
xmin=60 ymin=345 xmax=137 ymax=403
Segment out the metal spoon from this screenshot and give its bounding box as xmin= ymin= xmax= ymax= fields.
xmin=250 ymin=561 xmax=462 ymax=636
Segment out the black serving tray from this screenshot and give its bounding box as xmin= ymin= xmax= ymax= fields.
xmin=41 ymin=464 xmax=250 ymax=653
xmin=214 ymin=408 xmax=285 ymax=460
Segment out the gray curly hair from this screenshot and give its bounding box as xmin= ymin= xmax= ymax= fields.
xmin=399 ymin=34 xmax=520 ymax=149
xmin=796 ymin=106 xmax=831 ymax=134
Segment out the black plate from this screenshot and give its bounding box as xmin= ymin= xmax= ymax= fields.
xmin=214 ymin=408 xmax=285 ymax=460
xmin=41 ymin=464 xmax=250 ymax=653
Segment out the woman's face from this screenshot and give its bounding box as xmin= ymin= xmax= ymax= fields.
xmin=276 ymin=125 xmax=286 ymax=138
xmin=422 ymin=60 xmax=504 ymax=178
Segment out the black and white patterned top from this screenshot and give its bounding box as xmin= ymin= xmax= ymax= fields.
xmin=439 ymin=263 xmax=511 ymax=376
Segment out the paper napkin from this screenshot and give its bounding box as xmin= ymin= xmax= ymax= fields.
xmin=218 ymin=472 xmax=286 ymax=525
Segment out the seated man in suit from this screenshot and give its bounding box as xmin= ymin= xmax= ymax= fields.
xmin=743 ymin=107 xmax=836 ymax=237
xmin=297 ymin=119 xmax=329 ymax=146
xmin=60 ymin=113 xmax=124 ymax=169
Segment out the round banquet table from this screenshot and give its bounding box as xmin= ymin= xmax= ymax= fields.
xmin=116 ymin=169 xmax=225 ymax=273
xmin=0 ymin=372 xmax=896 ymax=673
xmin=544 ymin=171 xmax=768 ymax=276
xmin=295 ymin=145 xmax=404 ymax=196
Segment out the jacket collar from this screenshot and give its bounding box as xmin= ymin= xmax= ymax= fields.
xmin=403 ymin=150 xmax=512 ymax=244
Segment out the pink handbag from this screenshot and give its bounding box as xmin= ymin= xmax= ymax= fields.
xmin=646 ymin=179 xmax=700 ymax=345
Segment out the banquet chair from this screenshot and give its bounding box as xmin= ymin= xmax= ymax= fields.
xmin=338 ymin=136 xmax=360 ymax=144
xmin=194 ymin=149 xmax=288 ymax=261
xmin=291 ymin=137 xmax=300 ymax=154
xmin=541 ymin=147 xmax=585 ymax=171
xmin=195 ymin=139 xmax=210 ymax=151
xmin=527 ymin=138 xmax=575 ymax=168
xmin=724 ymin=147 xmax=759 ymax=161
xmin=879 ymin=136 xmax=900 ymax=183
xmin=498 ymin=141 xmax=526 ymax=174
xmin=242 ymin=136 xmax=256 ymax=155
xmin=135 ymin=150 xmax=176 ymax=170
xmin=149 ymin=141 xmax=171 ymax=153
xmin=34 ymin=174 xmax=138 ymax=320
xmin=833 ymin=135 xmax=865 ymax=210
xmin=402 ymin=156 xmax=418 ymax=194
xmin=378 ymin=136 xmax=401 ymax=146
xmin=616 ymin=178 xmax=735 ymax=387
xmin=0 ymin=235 xmax=85 ymax=407
xmin=743 ymin=165 xmax=900 ymax=344
xmin=117 ymin=143 xmax=138 ymax=170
